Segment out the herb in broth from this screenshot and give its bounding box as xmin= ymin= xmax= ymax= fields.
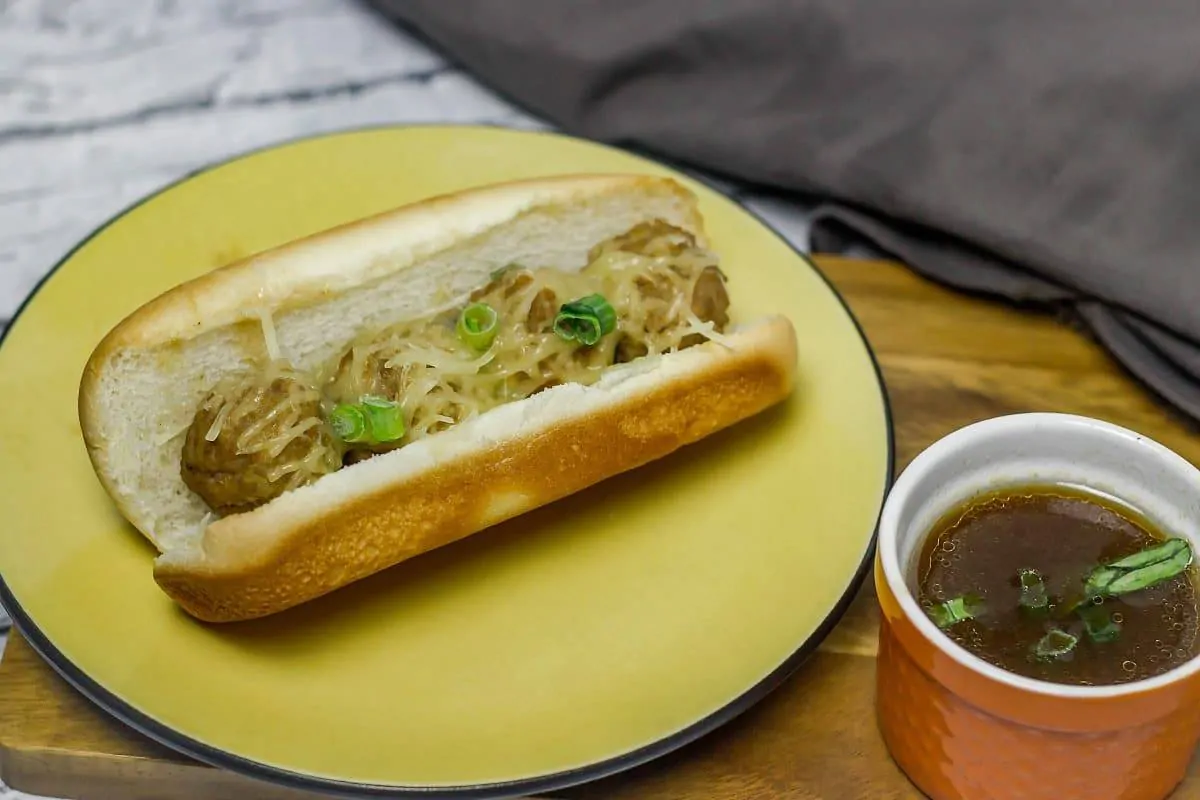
xmin=927 ymin=594 xmax=986 ymax=629
xmin=1078 ymin=603 xmax=1121 ymax=644
xmin=1033 ymin=629 xmax=1078 ymax=662
xmin=1092 ymin=538 xmax=1192 ymax=596
xmin=1017 ymin=569 xmax=1049 ymax=617
xmin=916 ymin=487 xmax=1200 ymax=686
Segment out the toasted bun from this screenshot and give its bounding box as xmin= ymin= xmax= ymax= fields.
xmin=79 ymin=174 xmax=797 ymax=622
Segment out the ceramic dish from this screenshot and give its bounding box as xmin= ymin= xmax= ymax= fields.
xmin=876 ymin=413 xmax=1200 ymax=800
xmin=0 ymin=125 xmax=892 ymax=797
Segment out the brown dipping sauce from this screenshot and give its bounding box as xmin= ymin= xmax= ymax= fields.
xmin=917 ymin=485 xmax=1199 ymax=686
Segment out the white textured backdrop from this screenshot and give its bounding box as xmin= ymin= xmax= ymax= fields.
xmin=0 ymin=2 xmax=818 ymax=798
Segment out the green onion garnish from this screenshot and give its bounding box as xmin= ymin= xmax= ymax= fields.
xmin=1084 ymin=537 xmax=1193 ymax=597
xmin=1078 ymin=603 xmax=1122 ymax=643
xmin=330 ymin=395 xmax=406 ymax=446
xmin=329 ymin=404 xmax=368 ymax=443
xmin=1084 ymin=566 xmax=1120 ymax=598
xmin=1107 ymin=537 xmax=1190 ymax=571
xmin=926 ymin=594 xmax=985 ymax=629
xmin=360 ymin=395 xmax=406 ymax=443
xmin=553 ymin=294 xmax=617 ymax=346
xmin=1033 ymin=629 xmax=1078 ymax=661
xmin=1107 ymin=543 xmax=1192 ymax=594
xmin=1018 ymin=568 xmax=1049 ymax=615
xmin=456 ymin=302 xmax=499 ymax=351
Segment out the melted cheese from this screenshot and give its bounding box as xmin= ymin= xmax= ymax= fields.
xmin=184 ymin=222 xmax=729 ymax=514
xmin=324 ymin=228 xmax=725 ymax=446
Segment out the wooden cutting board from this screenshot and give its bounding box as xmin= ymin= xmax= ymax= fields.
xmin=6 ymin=255 xmax=1200 ymax=800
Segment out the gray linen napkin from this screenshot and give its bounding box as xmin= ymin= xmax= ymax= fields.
xmin=372 ymin=0 xmax=1200 ymax=422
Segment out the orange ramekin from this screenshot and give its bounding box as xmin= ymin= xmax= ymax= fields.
xmin=875 ymin=413 xmax=1200 ymax=800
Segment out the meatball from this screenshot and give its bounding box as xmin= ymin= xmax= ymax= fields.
xmin=633 ymin=270 xmax=678 ymax=332
xmin=613 ymin=335 xmax=649 ymax=364
xmin=470 ymin=266 xmax=534 ymax=303
xmin=691 ymin=266 xmax=730 ymax=330
xmin=325 ymin=347 xmax=412 ymax=465
xmin=589 ymin=220 xmax=697 ymax=261
xmin=329 ymin=346 xmax=404 ymax=405
xmin=526 ymin=287 xmax=558 ymax=332
xmin=467 ymin=265 xmax=563 ymax=335
xmin=181 ymin=375 xmax=339 ymax=515
xmin=680 ymin=267 xmax=731 ymax=350
xmin=470 ymin=267 xmax=559 ymax=333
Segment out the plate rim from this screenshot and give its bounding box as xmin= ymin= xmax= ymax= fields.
xmin=0 ymin=123 xmax=895 ymax=799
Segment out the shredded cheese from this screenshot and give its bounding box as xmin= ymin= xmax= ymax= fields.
xmin=258 ymin=306 xmax=281 ymax=363
xmin=182 ymin=221 xmax=733 ymax=516
xmin=682 ymin=308 xmax=735 ymax=350
xmin=324 ymin=220 xmax=730 ymax=449
xmin=154 ymin=421 xmax=193 ymax=447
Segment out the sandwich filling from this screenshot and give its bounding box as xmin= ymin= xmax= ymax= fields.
xmin=179 ymin=220 xmax=732 ymax=516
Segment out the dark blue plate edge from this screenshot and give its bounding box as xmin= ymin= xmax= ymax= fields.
xmin=0 ymin=123 xmax=895 ymax=800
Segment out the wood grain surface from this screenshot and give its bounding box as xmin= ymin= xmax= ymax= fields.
xmin=4 ymin=255 xmax=1200 ymax=800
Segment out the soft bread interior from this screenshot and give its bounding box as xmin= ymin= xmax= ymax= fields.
xmin=80 ymin=175 xmax=705 ymax=554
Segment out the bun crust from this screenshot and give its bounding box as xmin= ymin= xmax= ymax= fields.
xmin=79 ymin=174 xmax=798 ymax=622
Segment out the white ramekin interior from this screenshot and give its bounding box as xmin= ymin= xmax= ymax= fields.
xmin=879 ymin=412 xmax=1200 ymax=698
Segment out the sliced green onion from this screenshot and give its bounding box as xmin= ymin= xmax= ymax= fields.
xmin=1083 ymin=538 xmax=1193 ymax=597
xmin=553 ymin=294 xmax=617 ymax=346
xmin=329 ymin=404 xmax=368 ymax=443
xmin=330 ymin=396 xmax=406 ymax=446
xmin=360 ymin=395 xmax=406 ymax=443
xmin=1107 ymin=538 xmax=1190 ymax=571
xmin=1078 ymin=603 xmax=1122 ymax=644
xmin=456 ymin=302 xmax=499 ymax=351
xmin=1033 ymin=629 xmax=1078 ymax=661
xmin=1018 ymin=568 xmax=1049 ymax=615
xmin=1084 ymin=566 xmax=1120 ymax=598
xmin=1107 ymin=543 xmax=1192 ymax=594
xmin=926 ymin=594 xmax=984 ymax=629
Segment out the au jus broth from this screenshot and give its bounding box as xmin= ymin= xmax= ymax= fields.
xmin=916 ymin=486 xmax=1199 ymax=686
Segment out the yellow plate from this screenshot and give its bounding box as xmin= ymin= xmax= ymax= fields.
xmin=0 ymin=126 xmax=892 ymax=796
